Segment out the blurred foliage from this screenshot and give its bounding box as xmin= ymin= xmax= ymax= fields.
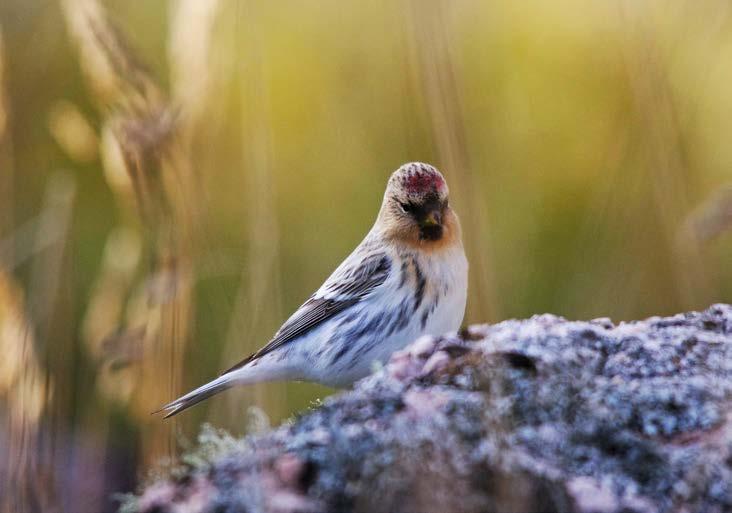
xmin=1 ymin=0 xmax=731 ymax=511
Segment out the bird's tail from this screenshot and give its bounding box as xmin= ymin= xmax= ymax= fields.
xmin=155 ymin=374 xmax=234 ymax=419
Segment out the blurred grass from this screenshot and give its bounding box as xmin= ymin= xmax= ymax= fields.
xmin=1 ymin=0 xmax=732 ymax=511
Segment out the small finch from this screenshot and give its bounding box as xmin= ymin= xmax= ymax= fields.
xmin=158 ymin=162 xmax=468 ymax=417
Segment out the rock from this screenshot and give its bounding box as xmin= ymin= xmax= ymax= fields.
xmin=125 ymin=304 xmax=732 ymax=513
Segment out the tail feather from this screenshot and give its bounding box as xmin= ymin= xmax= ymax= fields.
xmin=155 ymin=375 xmax=233 ymax=419
xmin=155 ymin=355 xmax=295 ymax=418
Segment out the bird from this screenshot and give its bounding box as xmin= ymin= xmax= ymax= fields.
xmin=158 ymin=162 xmax=468 ymax=418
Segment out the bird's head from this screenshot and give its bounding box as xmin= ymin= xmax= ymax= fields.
xmin=377 ymin=162 xmax=460 ymax=248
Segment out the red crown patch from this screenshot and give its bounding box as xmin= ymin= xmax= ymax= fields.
xmin=403 ymin=170 xmax=444 ymax=193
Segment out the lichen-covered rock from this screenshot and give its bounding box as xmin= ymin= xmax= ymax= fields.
xmin=127 ymin=304 xmax=732 ymax=513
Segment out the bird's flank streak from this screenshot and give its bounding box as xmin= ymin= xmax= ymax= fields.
xmin=413 ymin=259 xmax=426 ymax=312
xmin=223 ymin=252 xmax=391 ymax=374
xmin=158 ymin=162 xmax=468 ymax=418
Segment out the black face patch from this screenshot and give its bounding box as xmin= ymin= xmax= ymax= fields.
xmin=420 ymin=224 xmax=443 ymax=241
xmin=393 ymin=193 xmax=446 ymax=241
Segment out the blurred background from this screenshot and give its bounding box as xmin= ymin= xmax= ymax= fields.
xmin=1 ymin=0 xmax=732 ymax=511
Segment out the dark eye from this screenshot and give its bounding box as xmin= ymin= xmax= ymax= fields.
xmin=398 ymin=201 xmax=415 ymax=214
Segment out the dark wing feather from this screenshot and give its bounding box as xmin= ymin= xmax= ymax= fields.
xmin=223 ymin=252 xmax=390 ymax=374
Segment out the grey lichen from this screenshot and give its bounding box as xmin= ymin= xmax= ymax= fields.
xmin=128 ymin=304 xmax=732 ymax=513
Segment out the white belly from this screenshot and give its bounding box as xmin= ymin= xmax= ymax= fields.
xmin=379 ymin=245 xmax=468 ymax=356
xmin=304 ymin=244 xmax=468 ymax=387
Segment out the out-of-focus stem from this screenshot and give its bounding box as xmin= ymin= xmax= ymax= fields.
xmin=402 ymin=0 xmax=501 ymax=323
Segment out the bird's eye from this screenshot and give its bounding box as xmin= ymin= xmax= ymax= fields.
xmin=398 ymin=201 xmax=414 ymax=214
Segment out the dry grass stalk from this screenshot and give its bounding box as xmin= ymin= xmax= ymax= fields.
xmin=82 ymin=227 xmax=142 ymax=401
xmin=0 ymin=272 xmax=54 ymax=513
xmin=213 ymin=1 xmax=286 ymax=425
xmin=618 ymin=2 xmax=716 ymax=308
xmin=0 ymin=26 xmax=13 ymax=251
xmin=28 ymin=174 xmax=76 ymax=334
xmin=680 ymin=184 xmax=732 ymax=245
xmin=401 ymin=0 xmax=501 ymax=323
xmin=169 ymin=0 xmax=221 ymax=137
xmin=47 ymin=100 xmax=99 ymax=163
xmin=62 ymin=0 xmax=164 ymax=111
xmin=62 ymin=0 xmax=210 ymax=465
xmin=11 ymin=174 xmax=76 ymax=513
xmin=0 ymin=36 xmax=78 ymax=503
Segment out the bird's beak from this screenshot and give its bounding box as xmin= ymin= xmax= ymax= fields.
xmin=421 ymin=209 xmax=442 ymax=228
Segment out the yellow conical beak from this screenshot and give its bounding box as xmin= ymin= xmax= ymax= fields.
xmin=421 ymin=210 xmax=442 ymax=227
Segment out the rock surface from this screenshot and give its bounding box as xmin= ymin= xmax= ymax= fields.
xmin=127 ymin=305 xmax=732 ymax=513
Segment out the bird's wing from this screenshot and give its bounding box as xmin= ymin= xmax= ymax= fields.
xmin=222 ymin=250 xmax=391 ymax=374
